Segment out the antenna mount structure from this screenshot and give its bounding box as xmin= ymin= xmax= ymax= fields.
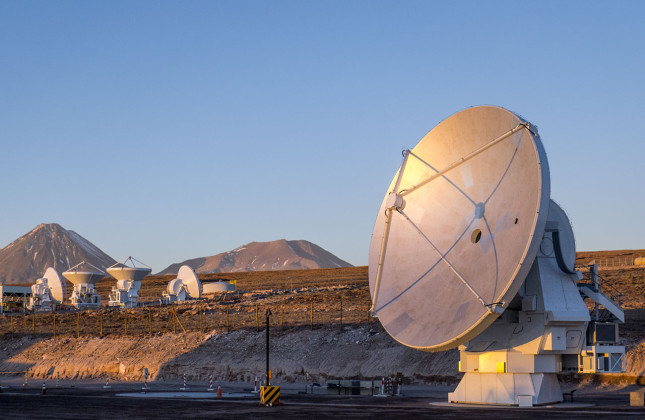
xmin=368 ymin=106 xmax=625 ymax=406
xmin=160 ymin=265 xmax=201 ymax=304
xmin=107 ymin=257 xmax=152 ymax=308
xmin=63 ymin=261 xmax=104 ymax=309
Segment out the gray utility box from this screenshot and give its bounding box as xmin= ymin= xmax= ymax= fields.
xmin=327 ymin=380 xmax=381 ymax=395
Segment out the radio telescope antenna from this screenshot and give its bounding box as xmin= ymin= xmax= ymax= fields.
xmin=160 ymin=265 xmax=201 ymax=304
xmin=28 ymin=267 xmax=67 ymax=311
xmin=107 ymin=256 xmax=152 ymax=308
xmin=177 ymin=265 xmax=201 ymax=299
xmin=63 ymin=261 xmax=104 ymax=309
xmin=44 ymin=267 xmax=66 ymax=304
xmin=369 ymin=106 xmax=625 ymax=406
xmin=369 ymin=106 xmax=549 ymax=351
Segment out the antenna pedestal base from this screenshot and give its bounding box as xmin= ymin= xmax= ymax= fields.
xmin=448 ymin=372 xmax=562 ymax=406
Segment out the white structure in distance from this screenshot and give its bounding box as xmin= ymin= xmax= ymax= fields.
xmin=107 ymin=257 xmax=151 ymax=308
xmin=160 ymin=265 xmax=201 ymax=304
xmin=63 ymin=261 xmax=105 ymax=309
xmin=28 ymin=267 xmax=67 ymax=311
xmin=368 ymin=106 xmax=625 ymax=407
xmin=202 ymin=281 xmax=236 ymax=294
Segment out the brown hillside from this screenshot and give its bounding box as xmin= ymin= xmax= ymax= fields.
xmin=157 ymin=239 xmax=352 ymax=275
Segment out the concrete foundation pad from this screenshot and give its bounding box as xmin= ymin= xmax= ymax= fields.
xmin=117 ymin=392 xmax=254 ymax=399
xmin=430 ymin=401 xmax=594 ymax=409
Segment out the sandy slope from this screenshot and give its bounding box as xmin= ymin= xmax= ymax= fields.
xmin=0 ymin=325 xmax=458 ymax=383
xmin=4 ymin=326 xmax=645 ymax=385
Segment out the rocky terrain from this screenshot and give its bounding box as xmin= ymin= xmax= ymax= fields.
xmin=0 ymin=326 xmax=458 ymax=384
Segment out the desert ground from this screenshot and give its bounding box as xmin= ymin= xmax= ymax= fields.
xmin=0 ymin=252 xmax=644 ymax=417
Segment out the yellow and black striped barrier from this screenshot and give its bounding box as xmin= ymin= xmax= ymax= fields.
xmin=260 ymin=385 xmax=280 ymax=405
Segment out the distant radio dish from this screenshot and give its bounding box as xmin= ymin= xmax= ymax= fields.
xmin=161 ymin=265 xmax=201 ymax=304
xmin=29 ymin=267 xmax=67 ymax=311
xmin=107 ymin=256 xmax=151 ymax=308
xmin=63 ymin=262 xmax=105 ymax=286
xmin=368 ymin=105 xmax=550 ymax=351
xmin=107 ymin=257 xmax=152 ymax=282
xmin=63 ymin=261 xmax=105 ymax=309
xmin=43 ymin=267 xmax=66 ymax=303
xmin=177 ymin=265 xmax=201 ymax=299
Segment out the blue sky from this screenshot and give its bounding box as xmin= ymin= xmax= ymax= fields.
xmin=1 ymin=1 xmax=643 ymax=272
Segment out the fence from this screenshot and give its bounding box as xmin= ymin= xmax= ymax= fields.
xmin=0 ymin=288 xmax=374 ymax=338
xmin=592 ymin=257 xmax=644 ymax=269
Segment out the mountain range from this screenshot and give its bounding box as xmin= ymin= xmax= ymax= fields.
xmin=0 ymin=223 xmax=116 ymax=284
xmin=156 ymin=239 xmax=352 ymax=275
xmin=0 ymin=224 xmax=352 ymax=284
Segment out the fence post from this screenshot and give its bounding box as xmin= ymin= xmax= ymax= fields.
xmin=178 ymin=311 xmax=186 ymax=333
xmin=340 ymin=295 xmax=343 ymax=332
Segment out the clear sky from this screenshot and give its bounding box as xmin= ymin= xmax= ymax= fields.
xmin=1 ymin=1 xmax=643 ymax=273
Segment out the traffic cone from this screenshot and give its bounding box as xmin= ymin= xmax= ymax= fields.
xmin=217 ymin=383 xmax=222 ymax=398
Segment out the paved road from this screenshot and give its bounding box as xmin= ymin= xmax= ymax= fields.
xmin=1 ymin=379 xmax=644 ymax=419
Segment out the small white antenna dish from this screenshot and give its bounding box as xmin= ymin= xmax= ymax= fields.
xmin=107 ymin=256 xmax=152 ymax=308
xmin=28 ymin=267 xmax=66 ymax=311
xmin=369 ymin=106 xmax=625 ymax=406
xmin=63 ymin=261 xmax=105 ymax=309
xmin=64 ymin=261 xmax=105 ymax=285
xmin=160 ymin=265 xmax=201 ymax=304
xmin=44 ymin=267 xmax=66 ymax=303
xmin=107 ymin=256 xmax=152 ymax=280
xmin=177 ymin=265 xmax=201 ymax=299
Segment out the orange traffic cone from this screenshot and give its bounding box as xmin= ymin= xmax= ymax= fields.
xmin=217 ymin=383 xmax=222 ymax=398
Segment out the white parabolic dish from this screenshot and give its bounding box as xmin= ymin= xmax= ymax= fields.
xmin=368 ymin=106 xmax=550 ymax=351
xmin=107 ymin=266 xmax=151 ymax=282
xmin=43 ymin=267 xmax=66 ymax=303
xmin=177 ymin=265 xmax=201 ymax=299
xmin=63 ymin=270 xmax=104 ymax=286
